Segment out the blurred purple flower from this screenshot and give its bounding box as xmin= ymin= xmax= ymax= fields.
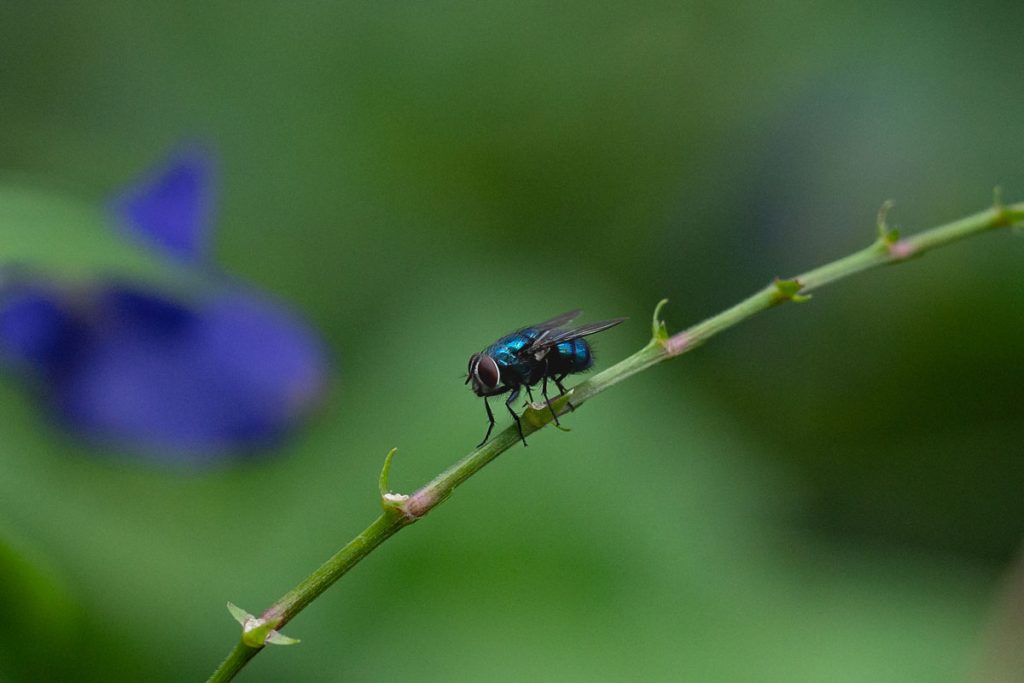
xmin=0 ymin=148 xmax=329 ymax=462
xmin=113 ymin=147 xmax=215 ymax=262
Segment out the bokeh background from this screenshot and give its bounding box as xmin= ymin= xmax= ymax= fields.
xmin=1 ymin=3 xmax=1023 ymax=681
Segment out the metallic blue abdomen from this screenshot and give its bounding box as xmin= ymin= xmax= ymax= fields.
xmin=548 ymin=338 xmax=593 ymax=376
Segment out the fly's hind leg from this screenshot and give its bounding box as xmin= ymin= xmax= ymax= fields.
xmin=524 ymin=382 xmax=558 ymax=425
xmin=540 ymin=364 xmax=561 ymax=426
xmin=553 ymin=374 xmax=576 ymax=412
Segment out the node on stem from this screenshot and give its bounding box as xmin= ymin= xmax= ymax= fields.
xmin=772 ymin=278 xmax=811 ymax=303
xmin=226 ymin=602 xmax=299 ymax=648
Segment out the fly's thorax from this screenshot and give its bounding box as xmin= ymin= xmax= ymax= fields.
xmin=485 ymin=331 xmax=537 ymax=385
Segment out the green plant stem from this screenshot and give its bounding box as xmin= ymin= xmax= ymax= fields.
xmin=208 ymin=200 xmax=1023 ymax=682
xmin=265 ymin=512 xmax=405 ymax=624
xmin=209 ymin=641 xmax=258 ymax=683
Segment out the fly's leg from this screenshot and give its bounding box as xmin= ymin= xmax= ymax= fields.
xmin=477 ymin=396 xmax=496 ymax=447
xmin=505 ymin=387 xmax=527 ymax=446
xmin=553 ymin=375 xmax=576 ymax=412
xmin=540 ymin=364 xmax=561 ymax=426
xmin=524 ymin=384 xmax=536 ymax=404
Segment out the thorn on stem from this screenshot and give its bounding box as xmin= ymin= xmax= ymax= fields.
xmin=379 ymin=448 xmax=399 ymax=499
xmin=379 ymin=448 xmax=411 ymax=512
xmin=876 ymin=200 xmax=899 ymax=244
xmin=990 ymin=186 xmax=1018 ymax=228
xmin=651 ymin=298 xmax=670 ymax=343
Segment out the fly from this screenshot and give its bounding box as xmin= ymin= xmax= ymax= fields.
xmin=466 ymin=310 xmax=626 ymax=447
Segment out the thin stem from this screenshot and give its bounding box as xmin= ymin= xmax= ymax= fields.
xmin=265 ymin=512 xmax=406 ymax=624
xmin=208 ymin=640 xmax=259 ymax=683
xmin=208 ymin=200 xmax=1023 ymax=682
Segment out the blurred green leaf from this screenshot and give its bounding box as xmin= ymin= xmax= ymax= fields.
xmin=0 ymin=185 xmax=208 ymax=298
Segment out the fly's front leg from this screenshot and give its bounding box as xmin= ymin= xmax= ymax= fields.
xmin=505 ymin=387 xmax=527 ymax=446
xmin=477 ymin=396 xmax=496 ymax=447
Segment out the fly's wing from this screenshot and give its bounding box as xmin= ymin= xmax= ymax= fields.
xmin=512 ymin=309 xmax=583 ymax=348
xmin=530 ymin=309 xmax=582 ymax=331
xmin=521 ymin=317 xmax=627 ymax=356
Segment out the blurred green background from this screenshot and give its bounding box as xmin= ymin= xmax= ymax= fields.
xmin=1 ymin=2 xmax=1022 ymax=681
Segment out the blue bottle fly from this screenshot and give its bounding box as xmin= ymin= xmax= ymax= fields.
xmin=466 ymin=310 xmax=626 ymax=447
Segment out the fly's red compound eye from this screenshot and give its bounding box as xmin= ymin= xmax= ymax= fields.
xmin=474 ymin=355 xmax=500 ymax=389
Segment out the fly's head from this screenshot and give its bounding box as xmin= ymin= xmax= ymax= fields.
xmin=466 ymin=353 xmax=501 ymax=397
